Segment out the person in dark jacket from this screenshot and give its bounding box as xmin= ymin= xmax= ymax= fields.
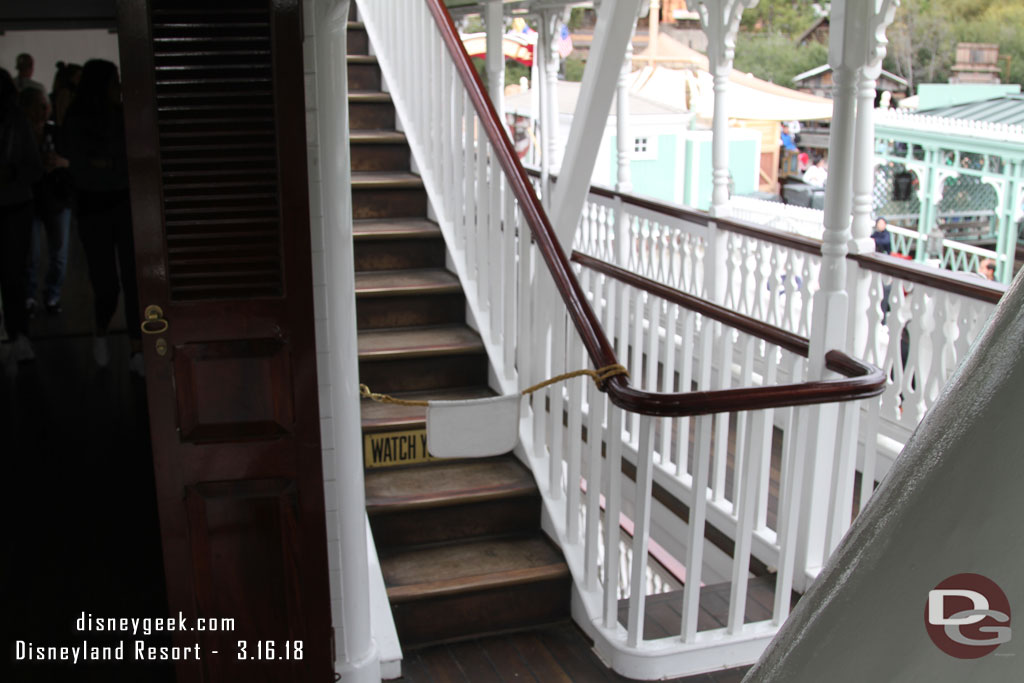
xmin=62 ymin=59 xmax=142 ymax=374
xmin=871 ymin=216 xmax=892 ymax=255
xmin=872 ymin=217 xmax=893 ymax=323
xmin=1 ymin=68 xmax=44 ymax=363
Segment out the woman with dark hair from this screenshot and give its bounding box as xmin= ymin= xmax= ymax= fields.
xmin=63 ymin=59 xmax=142 ymax=373
xmin=1 ymin=68 xmax=44 ymax=363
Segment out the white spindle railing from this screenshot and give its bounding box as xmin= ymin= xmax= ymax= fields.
xmin=727 ymin=194 xmax=1005 ymax=277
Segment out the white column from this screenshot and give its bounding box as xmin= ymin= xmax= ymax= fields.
xmin=689 ymin=0 xmax=758 ymax=303
xmin=537 ymin=10 xmax=555 ymax=207
xmin=847 ymin=0 xmax=899 ymax=355
xmin=313 ymin=1 xmax=379 ymax=680
xmin=548 ymin=0 xmax=644 ymax=251
xmin=545 ymin=11 xmax=561 ymax=183
xmin=485 ymin=1 xmax=505 ymax=126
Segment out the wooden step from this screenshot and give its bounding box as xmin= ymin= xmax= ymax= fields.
xmin=348 ymin=54 xmax=381 ymax=90
xmin=358 ymin=324 xmax=487 ymax=392
xmin=381 ymin=535 xmax=570 ymax=646
xmin=356 ymin=268 xmax=463 ymax=329
xmin=350 ymin=130 xmax=410 ymax=172
xmin=367 ymin=456 xmax=540 ymax=545
xmin=349 ymin=91 xmax=395 ymax=130
xmin=352 ymin=219 xmax=445 ymax=272
xmin=348 ymin=21 xmax=369 ymax=55
xmin=351 ymin=171 xmax=427 ymax=219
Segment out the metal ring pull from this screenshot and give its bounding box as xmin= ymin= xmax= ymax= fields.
xmin=141 ymin=304 xmax=169 ymax=335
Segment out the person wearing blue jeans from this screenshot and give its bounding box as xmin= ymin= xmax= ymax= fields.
xmin=19 ymin=87 xmax=72 ymax=315
xmin=25 ymin=184 xmax=72 ymax=313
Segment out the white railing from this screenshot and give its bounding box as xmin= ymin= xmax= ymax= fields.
xmin=573 ymin=184 xmax=1006 ymax=474
xmin=726 ymin=195 xmax=1004 ymax=278
xmin=875 ymin=107 xmax=1024 ymax=144
xmin=846 ymin=258 xmax=1003 ymax=449
xmin=358 ymin=1 xmax=883 ymax=679
xmin=728 ymin=195 xmax=825 ymax=240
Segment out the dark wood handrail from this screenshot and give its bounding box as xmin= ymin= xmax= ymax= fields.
xmin=423 ymin=0 xmax=884 ymax=417
xmin=573 ymin=252 xmax=809 ymax=357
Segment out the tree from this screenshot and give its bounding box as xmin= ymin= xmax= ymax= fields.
xmin=740 ymin=0 xmax=820 ymax=38
xmin=886 ymin=0 xmax=954 ymax=91
xmin=734 ymin=32 xmax=828 ymax=86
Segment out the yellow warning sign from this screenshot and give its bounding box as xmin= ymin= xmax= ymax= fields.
xmin=364 ymin=429 xmax=434 ymax=468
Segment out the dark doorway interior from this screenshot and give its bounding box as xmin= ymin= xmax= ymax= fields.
xmin=2 ymin=105 xmax=173 ymax=683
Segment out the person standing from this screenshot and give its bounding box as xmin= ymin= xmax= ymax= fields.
xmin=20 ymin=86 xmax=72 ymax=315
xmin=1 ymin=69 xmax=44 ymax=362
xmin=62 ymin=59 xmax=142 ymax=373
xmin=871 ymin=216 xmax=892 ymax=254
xmin=14 ymin=53 xmax=45 ymax=93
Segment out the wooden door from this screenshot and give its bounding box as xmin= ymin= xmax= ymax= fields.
xmin=117 ymin=1 xmax=333 ymax=680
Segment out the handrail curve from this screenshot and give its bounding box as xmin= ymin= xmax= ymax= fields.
xmin=424 ymin=0 xmax=882 ymax=417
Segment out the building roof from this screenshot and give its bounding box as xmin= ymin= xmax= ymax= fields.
xmin=629 ymin=66 xmax=833 ymax=122
xmin=793 ymin=64 xmax=908 ymax=88
xmin=504 ymin=80 xmax=689 ymax=118
xmin=919 ymin=94 xmax=1024 ymax=126
xmin=635 ymin=33 xmax=709 ymax=71
xmin=796 ymin=16 xmax=829 ymax=45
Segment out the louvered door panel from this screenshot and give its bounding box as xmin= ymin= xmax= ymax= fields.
xmin=152 ymin=1 xmax=283 ymax=301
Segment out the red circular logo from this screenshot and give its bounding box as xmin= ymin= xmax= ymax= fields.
xmin=924 ymin=573 xmax=1011 ymax=658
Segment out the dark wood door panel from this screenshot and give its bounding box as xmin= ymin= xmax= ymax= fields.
xmin=118 ymin=0 xmax=333 ymax=680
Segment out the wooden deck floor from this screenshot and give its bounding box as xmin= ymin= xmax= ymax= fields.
xmin=396 ymin=621 xmax=750 ymax=683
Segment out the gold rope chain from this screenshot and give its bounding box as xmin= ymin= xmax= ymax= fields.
xmin=358 ymin=364 xmax=629 ymax=408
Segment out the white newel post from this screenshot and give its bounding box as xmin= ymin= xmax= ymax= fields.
xmin=796 ymin=0 xmax=872 ymax=586
xmin=616 ymin=33 xmax=635 ymax=267
xmin=314 ymin=1 xmax=378 ymax=680
xmin=485 ymin=1 xmax=505 ymax=130
xmin=689 ymin=0 xmax=758 ymax=303
xmin=846 ymin=0 xmax=899 ymax=357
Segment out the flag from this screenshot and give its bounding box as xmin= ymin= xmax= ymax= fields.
xmin=556 ymin=23 xmax=574 ymax=58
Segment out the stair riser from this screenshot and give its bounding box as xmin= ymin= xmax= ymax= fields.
xmin=357 ymin=293 xmax=465 ymax=329
xmin=349 ymin=102 xmax=396 ymax=130
xmin=353 ymin=238 xmax=445 ymax=271
xmin=348 ymin=27 xmax=369 ymax=55
xmin=359 ymin=354 xmax=487 ymax=393
xmin=348 ymin=62 xmax=382 ymax=90
xmin=391 ymin=577 xmax=571 ymax=647
xmin=352 ymin=188 xmax=427 ymax=219
xmin=370 ymin=496 xmax=541 ymax=548
xmin=350 ymin=143 xmax=410 ymax=172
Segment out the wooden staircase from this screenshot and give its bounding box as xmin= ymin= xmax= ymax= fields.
xmin=347 ymin=17 xmax=570 ymax=649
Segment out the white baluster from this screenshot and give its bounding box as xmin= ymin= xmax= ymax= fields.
xmin=627 ymin=415 xmax=656 ymax=648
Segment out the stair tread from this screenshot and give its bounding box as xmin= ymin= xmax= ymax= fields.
xmin=352 ymin=171 xmax=424 ymax=189
xmin=382 ymin=535 xmax=568 ymax=602
xmin=353 ymin=218 xmax=440 ymax=241
xmin=367 ymin=455 xmax=536 ymax=512
xmin=356 ymin=268 xmax=460 ymax=297
xmin=348 ymin=20 xmax=365 ymax=29
xmin=348 ymin=54 xmax=378 ymax=64
xmin=358 ymin=324 xmax=484 ymax=360
xmin=362 ymin=386 xmax=495 ymax=431
xmin=350 ymin=129 xmax=407 ymax=144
